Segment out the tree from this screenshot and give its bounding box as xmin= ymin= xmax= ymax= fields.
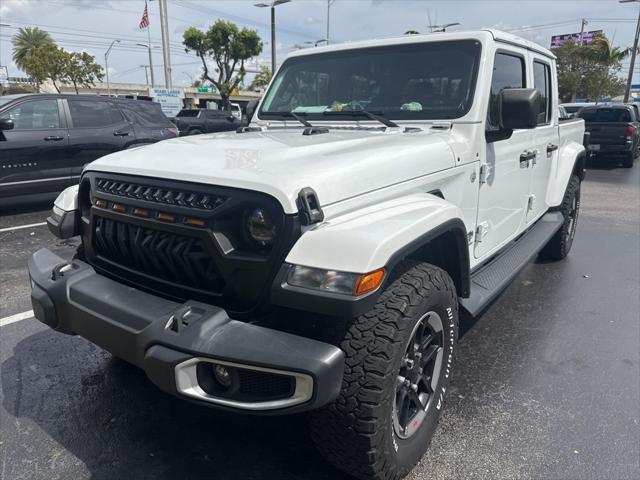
xmin=12 ymin=27 xmax=55 ymax=72
xmin=555 ymin=34 xmax=628 ymax=102
xmin=65 ymin=51 xmax=104 ymax=93
xmin=183 ymin=20 xmax=262 ymax=109
xmin=249 ymin=65 xmax=272 ymax=91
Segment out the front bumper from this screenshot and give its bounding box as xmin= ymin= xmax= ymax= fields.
xmin=28 ymin=248 xmax=344 ymax=414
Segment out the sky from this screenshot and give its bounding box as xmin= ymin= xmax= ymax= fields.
xmin=0 ymin=0 xmax=638 ymax=88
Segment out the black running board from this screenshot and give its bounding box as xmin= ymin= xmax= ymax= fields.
xmin=460 ymin=211 xmax=564 ymax=317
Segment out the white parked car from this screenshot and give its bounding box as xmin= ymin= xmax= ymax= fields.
xmin=31 ymin=29 xmax=586 ymax=480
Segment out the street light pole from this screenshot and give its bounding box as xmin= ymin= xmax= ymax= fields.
xmin=620 ymin=0 xmax=640 ymax=103
xmin=104 ymin=39 xmax=120 ymax=96
xmin=255 ymin=0 xmax=291 ymax=75
xmin=136 ymin=43 xmax=155 ymax=87
xmin=141 ymin=65 xmax=150 ymax=86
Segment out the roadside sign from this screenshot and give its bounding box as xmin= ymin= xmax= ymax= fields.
xmin=196 ymin=86 xmax=219 ymax=94
xmin=550 ymin=31 xmax=602 ymax=48
xmin=149 ymin=88 xmax=184 ymax=117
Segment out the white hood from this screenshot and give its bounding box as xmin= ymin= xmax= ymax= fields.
xmin=85 ymin=128 xmax=455 ymax=213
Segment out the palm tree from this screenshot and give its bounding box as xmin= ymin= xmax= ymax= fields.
xmin=586 ymin=35 xmax=630 ymax=66
xmin=12 ymin=27 xmax=55 ymax=71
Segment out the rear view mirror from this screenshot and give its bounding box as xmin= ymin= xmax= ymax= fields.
xmin=0 ymin=118 xmax=14 ymax=131
xmin=499 ymin=88 xmax=541 ymax=130
xmin=245 ymin=99 xmax=259 ymax=123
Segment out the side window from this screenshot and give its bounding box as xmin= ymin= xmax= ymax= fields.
xmin=533 ymin=61 xmax=552 ymax=124
xmin=487 ymin=52 xmax=525 ymax=131
xmin=68 ymin=100 xmax=124 ymax=128
xmin=4 ymin=100 xmax=60 ymax=129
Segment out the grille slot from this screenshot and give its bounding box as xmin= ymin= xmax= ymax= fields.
xmin=93 ymin=216 xmax=225 ymax=294
xmin=238 ymin=370 xmax=295 ymax=400
xmin=96 ymin=178 xmax=226 ymax=211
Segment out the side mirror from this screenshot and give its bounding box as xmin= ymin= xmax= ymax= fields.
xmin=245 ymin=99 xmax=259 ymax=123
xmin=0 ymin=118 xmax=14 ymax=131
xmin=499 ymin=88 xmax=541 ymax=130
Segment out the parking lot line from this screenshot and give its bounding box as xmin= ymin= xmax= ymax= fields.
xmin=0 ymin=222 xmax=47 ymax=233
xmin=0 ymin=310 xmax=34 ymax=327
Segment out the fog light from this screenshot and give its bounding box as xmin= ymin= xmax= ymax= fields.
xmin=214 ymin=364 xmax=232 ymax=387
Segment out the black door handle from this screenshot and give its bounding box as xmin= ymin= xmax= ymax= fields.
xmin=547 ymin=144 xmax=558 ymax=154
xmin=520 ymin=151 xmax=537 ymax=162
xmin=44 ymin=135 xmax=64 ymax=141
xmin=113 ymin=130 xmax=131 ymax=136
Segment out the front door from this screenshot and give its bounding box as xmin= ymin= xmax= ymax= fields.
xmin=475 ymin=49 xmax=534 ymax=258
xmin=0 ymin=98 xmax=70 ymax=197
xmin=527 ymin=55 xmax=556 ymax=223
xmin=65 ymin=98 xmax=130 ymax=178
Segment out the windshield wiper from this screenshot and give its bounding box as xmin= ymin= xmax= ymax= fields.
xmin=323 ymin=108 xmax=399 ymax=128
xmin=265 ymin=111 xmax=329 ymax=135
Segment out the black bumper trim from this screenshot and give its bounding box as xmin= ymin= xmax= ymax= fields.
xmin=28 ymin=248 xmax=344 ymax=414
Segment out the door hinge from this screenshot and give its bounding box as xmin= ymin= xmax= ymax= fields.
xmin=475 ymin=221 xmax=490 ymax=243
xmin=479 ymin=164 xmax=490 ymax=184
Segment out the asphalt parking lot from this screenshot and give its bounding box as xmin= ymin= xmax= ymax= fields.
xmin=1 ymin=163 xmax=639 ymax=480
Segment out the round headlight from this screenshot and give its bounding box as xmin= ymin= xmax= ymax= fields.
xmin=245 ymin=208 xmax=276 ymax=247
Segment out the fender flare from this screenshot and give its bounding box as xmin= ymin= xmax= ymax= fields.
xmin=547 ymin=142 xmax=586 ymax=208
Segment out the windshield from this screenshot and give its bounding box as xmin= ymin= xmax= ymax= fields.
xmin=259 ymin=40 xmax=481 ymax=121
xmin=176 ymin=110 xmax=200 ymax=117
xmin=578 ymin=108 xmax=631 ymax=123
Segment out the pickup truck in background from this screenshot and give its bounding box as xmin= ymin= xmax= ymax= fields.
xmin=29 ymin=29 xmax=586 ymax=480
xmin=169 ymin=109 xmax=242 ymax=136
xmin=578 ymin=104 xmax=640 ymax=168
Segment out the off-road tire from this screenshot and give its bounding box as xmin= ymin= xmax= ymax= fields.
xmin=309 ymin=260 xmax=458 ymax=480
xmin=622 ymin=152 xmax=634 ymax=168
xmin=540 ymin=174 xmax=581 ymax=260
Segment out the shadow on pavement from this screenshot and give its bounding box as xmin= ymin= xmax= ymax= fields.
xmin=1 ymin=330 xmax=350 ymax=480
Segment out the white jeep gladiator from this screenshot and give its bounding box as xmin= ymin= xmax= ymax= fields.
xmin=29 ymin=30 xmax=586 ymax=480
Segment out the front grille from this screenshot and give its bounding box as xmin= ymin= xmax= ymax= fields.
xmin=81 ymin=172 xmax=298 ymax=314
xmin=96 ymin=178 xmax=226 ymax=211
xmin=93 ymin=216 xmax=225 ymax=294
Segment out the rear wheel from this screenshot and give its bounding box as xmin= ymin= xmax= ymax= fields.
xmin=309 ymin=261 xmax=458 ymax=480
xmin=622 ymin=151 xmax=634 ymax=168
xmin=540 ymin=174 xmax=581 ymax=260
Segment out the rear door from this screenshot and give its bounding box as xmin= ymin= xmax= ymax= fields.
xmin=205 ymin=110 xmax=236 ymax=132
xmin=527 ymin=55 xmax=556 ymax=223
xmin=65 ymin=98 xmax=130 ymax=177
xmin=0 ymin=97 xmax=70 ymax=197
xmin=475 ymin=49 xmax=534 ymax=258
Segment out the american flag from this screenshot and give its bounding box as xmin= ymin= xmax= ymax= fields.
xmin=139 ymin=1 xmax=149 ymax=29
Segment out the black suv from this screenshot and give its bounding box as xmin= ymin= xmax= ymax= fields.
xmin=0 ymin=94 xmax=178 ymax=204
xmin=170 ymin=109 xmax=241 ymax=136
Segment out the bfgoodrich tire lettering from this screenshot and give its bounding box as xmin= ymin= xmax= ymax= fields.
xmin=309 ymin=260 xmax=458 ymax=480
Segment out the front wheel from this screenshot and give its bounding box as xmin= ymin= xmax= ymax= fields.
xmin=188 ymin=128 xmax=203 ymax=136
xmin=309 ymin=261 xmax=458 ymax=480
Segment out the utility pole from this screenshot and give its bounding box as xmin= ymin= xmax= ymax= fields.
xmin=326 ymin=0 xmax=335 ymax=45
xmin=620 ymin=0 xmax=640 ymax=103
xmin=158 ymin=0 xmax=172 ymax=88
xmin=579 ymin=18 xmax=588 ymax=46
xmin=105 ymin=39 xmax=120 ymax=96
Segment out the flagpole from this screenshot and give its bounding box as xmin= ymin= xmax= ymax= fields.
xmin=145 ymin=1 xmax=155 ymax=88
